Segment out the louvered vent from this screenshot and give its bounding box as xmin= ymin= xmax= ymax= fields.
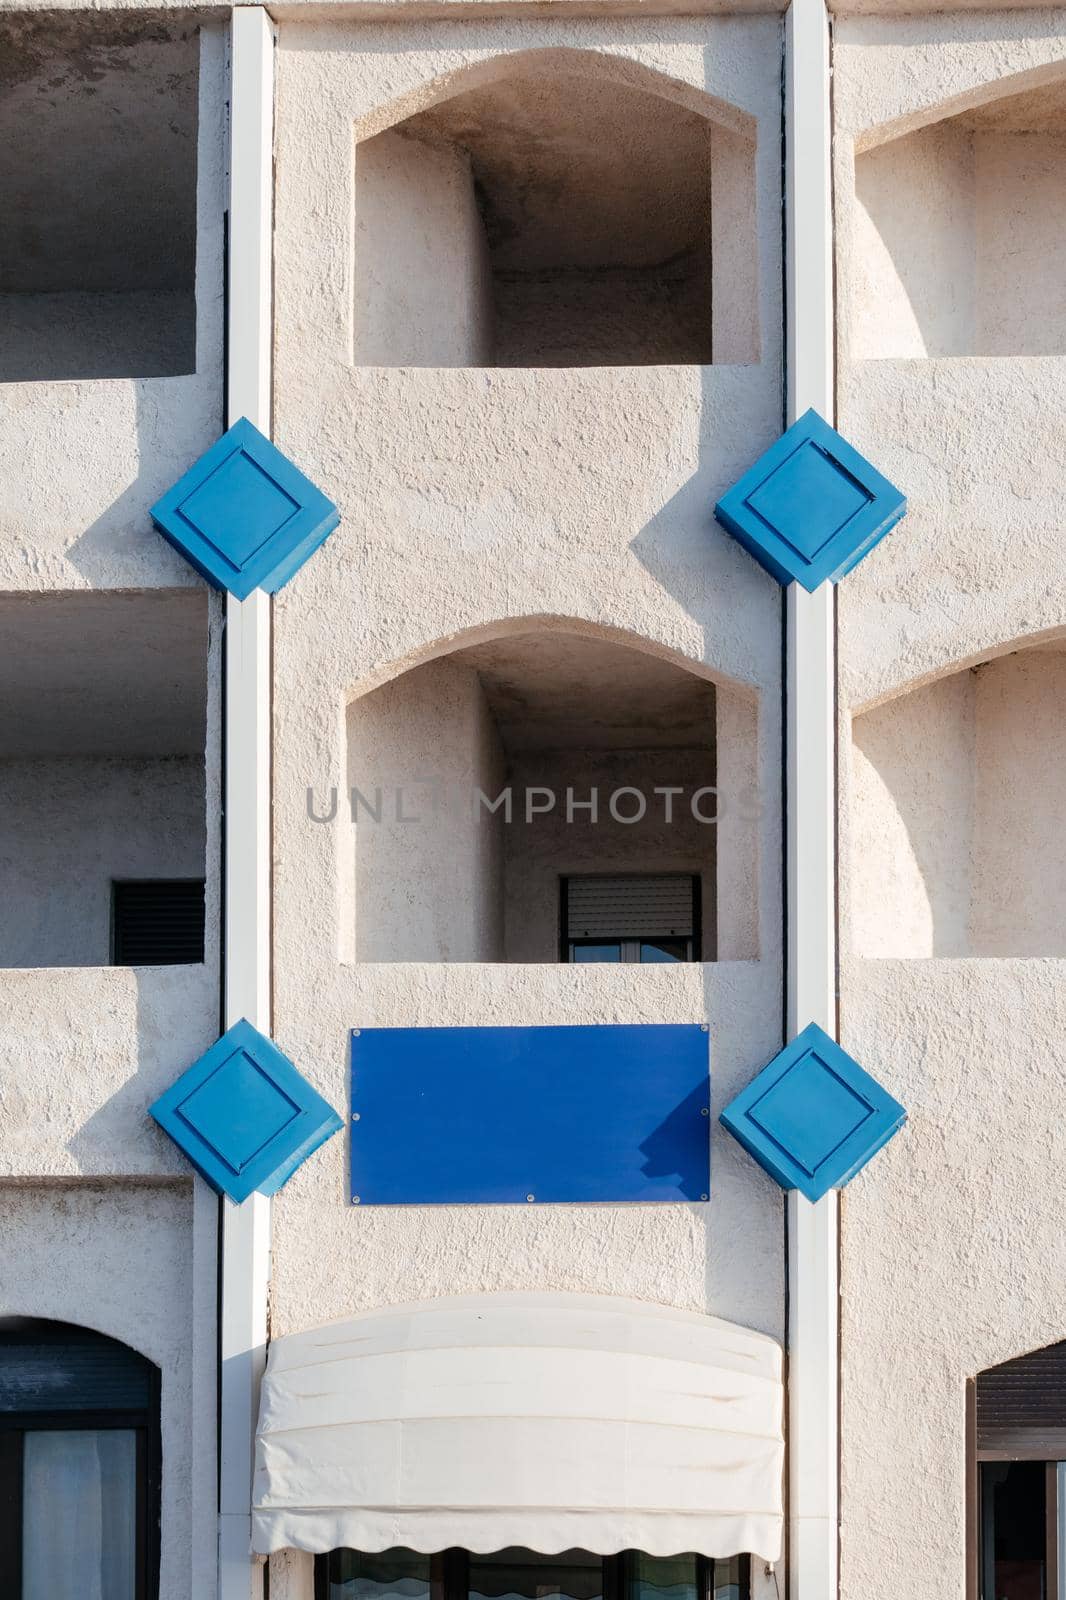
xmin=0 ymin=1322 xmax=154 ymax=1414
xmin=976 ymin=1340 xmax=1066 ymax=1454
xmin=111 ymin=878 xmax=205 ymax=966
xmin=565 ymin=875 xmax=696 ymax=940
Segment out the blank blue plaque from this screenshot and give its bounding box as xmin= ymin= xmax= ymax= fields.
xmin=349 ymin=1023 xmax=710 ymax=1205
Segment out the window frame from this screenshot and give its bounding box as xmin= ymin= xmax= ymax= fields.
xmin=313 ymin=1547 xmax=750 ymax=1600
xmin=559 ymin=874 xmax=702 ymax=964
xmin=0 ymin=1391 xmax=161 ymax=1600
xmin=966 ymin=1377 xmax=1064 ymax=1600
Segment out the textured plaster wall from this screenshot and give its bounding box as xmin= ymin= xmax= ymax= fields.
xmin=0 ymin=756 xmax=206 ymax=967
xmin=0 ymin=590 xmax=222 ymax=1178
xmin=975 ymin=129 xmax=1066 ymax=355
xmin=0 ymin=17 xmax=200 ymax=381
xmin=850 ymin=669 xmax=975 ymax=959
xmin=0 ymin=23 xmax=225 ymax=591
xmin=839 ymin=960 xmax=1066 ymax=1597
xmin=0 ymin=1180 xmax=216 ymax=1600
xmin=835 ymin=16 xmax=1066 ymax=708
xmin=354 ymin=128 xmax=493 ymax=367
xmin=853 ymin=121 xmax=976 ymax=358
xmin=850 ymin=648 xmax=1066 ymax=958
xmin=345 ymin=641 xmax=760 ymax=962
xmin=270 ymin=9 xmax=784 ymax=1397
xmin=347 ymin=659 xmax=506 ymax=962
xmin=709 ymin=122 xmax=760 ymax=364
xmin=297 ymin=26 xmax=768 ymax=370
xmin=969 ymin=647 xmax=1066 ymax=955
xmin=715 ymin=682 xmax=759 ymax=962
xmin=852 ymin=116 xmax=1066 ymax=358
xmin=360 ymin=61 xmax=753 ymax=367
xmin=0 ymin=966 xmax=219 ymax=1178
xmin=836 ymin=14 xmax=1066 ymax=1599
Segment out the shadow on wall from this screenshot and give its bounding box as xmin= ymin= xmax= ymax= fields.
xmin=0 ymin=18 xmax=224 ymax=591
xmin=0 ymin=14 xmax=200 ymax=382
xmin=849 ymin=638 xmax=1066 ymax=956
xmin=352 ymin=47 xmax=759 ymax=369
xmin=0 ymin=590 xmax=213 ymax=970
xmin=342 ymin=623 xmax=764 ymax=964
xmin=852 ymin=65 xmax=1066 ymax=358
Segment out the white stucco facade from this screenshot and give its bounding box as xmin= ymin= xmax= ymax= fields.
xmin=3 ymin=0 xmax=1065 ymax=1598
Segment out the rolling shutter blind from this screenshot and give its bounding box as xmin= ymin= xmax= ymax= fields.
xmin=0 ymin=1325 xmax=153 ymax=1414
xmin=565 ymin=875 xmax=695 ymax=940
xmin=111 ymin=878 xmax=205 ymax=966
xmin=976 ymin=1340 xmax=1066 ymax=1456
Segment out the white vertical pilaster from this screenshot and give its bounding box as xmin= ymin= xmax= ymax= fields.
xmin=220 ymin=10 xmax=275 ymax=1600
xmin=784 ymin=0 xmax=838 ymax=1597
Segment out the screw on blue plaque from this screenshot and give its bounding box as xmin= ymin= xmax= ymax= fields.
xmin=149 ymin=1018 xmax=342 ymax=1202
xmin=149 ymin=418 xmax=340 ymax=599
xmin=720 ymin=1022 xmax=905 ymax=1202
xmin=714 ymin=409 xmax=906 ymax=591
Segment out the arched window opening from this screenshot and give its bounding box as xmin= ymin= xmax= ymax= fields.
xmin=346 ymin=630 xmax=760 ymax=964
xmin=850 ymin=639 xmax=1066 ymax=957
xmin=0 ymin=1318 xmax=161 ymax=1600
xmin=354 ymin=60 xmax=758 ymax=369
xmin=968 ymin=1341 xmax=1066 ymax=1600
xmin=853 ymin=74 xmax=1066 ymax=359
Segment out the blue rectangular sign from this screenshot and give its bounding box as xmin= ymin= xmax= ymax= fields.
xmin=350 ymin=1023 xmax=710 ymax=1205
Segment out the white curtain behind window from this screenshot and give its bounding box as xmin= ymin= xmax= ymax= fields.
xmin=22 ymin=1429 xmax=137 ymax=1600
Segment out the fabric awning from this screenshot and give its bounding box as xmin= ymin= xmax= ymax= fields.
xmin=252 ymin=1291 xmax=784 ymax=1562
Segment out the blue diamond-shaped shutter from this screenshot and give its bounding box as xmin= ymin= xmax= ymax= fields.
xmin=714 ymin=409 xmax=906 ymax=591
xmin=719 ymin=1022 xmax=905 ymax=1202
xmin=149 ymin=418 xmax=340 ymax=599
xmin=150 ymin=1018 xmax=343 ymax=1203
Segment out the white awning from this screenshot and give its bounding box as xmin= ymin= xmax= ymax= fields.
xmin=252 ymin=1291 xmax=783 ymax=1562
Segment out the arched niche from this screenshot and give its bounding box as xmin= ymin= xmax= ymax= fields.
xmin=343 ymin=622 xmax=760 ymax=964
xmin=849 ymin=636 xmax=1066 ymax=957
xmin=852 ymin=65 xmax=1066 ymax=358
xmin=353 ymin=50 xmax=758 ymax=369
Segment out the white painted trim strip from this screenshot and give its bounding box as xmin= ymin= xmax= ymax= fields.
xmin=784 ymin=1 xmax=839 ymax=1597
xmin=785 ymin=0 xmax=833 ymax=425
xmin=220 ymin=11 xmax=275 ymax=1599
xmin=228 ymin=6 xmax=273 ymax=435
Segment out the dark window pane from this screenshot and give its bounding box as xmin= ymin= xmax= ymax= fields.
xmin=325 ymin=1548 xmax=433 ymax=1600
xmin=468 ymin=1548 xmax=603 ymax=1600
xmin=570 ymin=944 xmax=623 ymax=963
xmin=980 ymin=1460 xmax=1047 ymax=1600
xmin=639 ymin=941 xmax=688 ymax=964
xmin=711 ymin=1558 xmax=746 ymax=1600
xmin=625 ymin=1553 xmax=700 ymax=1600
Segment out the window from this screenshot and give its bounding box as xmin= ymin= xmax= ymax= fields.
xmin=562 ymin=875 xmax=700 ymax=963
xmin=316 ymin=1548 xmax=749 ymax=1600
xmin=111 ymin=879 xmax=206 ymax=966
xmin=0 ymin=1320 xmax=160 ymax=1600
xmin=969 ymin=1340 xmax=1066 ymax=1600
